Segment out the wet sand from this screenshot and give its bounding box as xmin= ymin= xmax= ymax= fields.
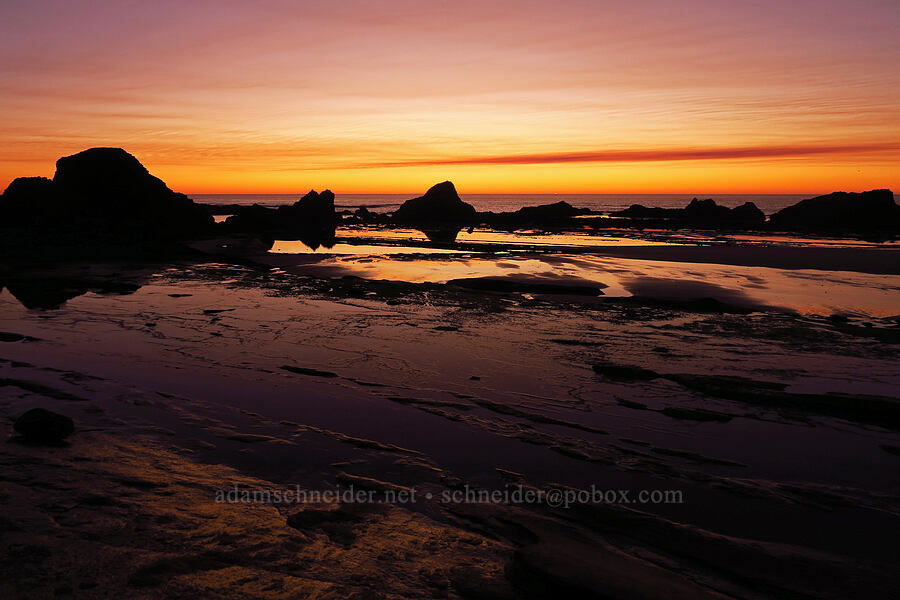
xmin=2 ymin=230 xmax=899 ymax=598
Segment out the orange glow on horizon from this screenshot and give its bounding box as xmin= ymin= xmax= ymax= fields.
xmin=1 ymin=1 xmax=898 ymax=195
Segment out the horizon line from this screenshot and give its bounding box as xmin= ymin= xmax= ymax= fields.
xmin=180 ymin=190 xmax=846 ymax=197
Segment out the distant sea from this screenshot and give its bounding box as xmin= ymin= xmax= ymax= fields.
xmin=190 ymin=193 xmax=814 ymax=216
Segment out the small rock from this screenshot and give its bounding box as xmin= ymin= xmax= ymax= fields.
xmin=13 ymin=408 xmax=75 ymax=443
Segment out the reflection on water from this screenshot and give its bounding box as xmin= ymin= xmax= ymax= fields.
xmin=265 ymin=251 xmax=900 ymax=317
xmin=270 ymin=241 xmax=467 ymax=255
xmin=339 ymin=227 xmax=673 ymax=247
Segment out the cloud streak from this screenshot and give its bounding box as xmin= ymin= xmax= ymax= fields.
xmin=360 ymin=143 xmax=900 ymax=168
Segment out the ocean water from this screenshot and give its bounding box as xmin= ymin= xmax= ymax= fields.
xmin=190 ymin=193 xmax=813 ymax=216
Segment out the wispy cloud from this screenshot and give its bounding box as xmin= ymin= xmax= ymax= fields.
xmin=360 ymin=143 xmax=900 ymax=168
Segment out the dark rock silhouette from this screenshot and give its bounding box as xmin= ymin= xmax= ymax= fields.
xmin=0 ymin=148 xmax=213 ymax=257
xmin=481 ymin=201 xmax=590 ymax=228
xmin=222 ymin=190 xmax=337 ymax=245
xmin=392 ymin=181 xmax=476 ymax=225
xmin=730 ymin=201 xmax=766 ymax=223
xmin=51 ymin=147 xmax=212 ymax=237
xmin=612 ymin=198 xmax=765 ymax=226
xmin=769 ymin=189 xmax=899 ymax=231
xmin=14 ymin=408 xmax=75 ymax=444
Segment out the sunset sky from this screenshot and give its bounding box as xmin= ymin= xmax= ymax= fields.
xmin=1 ymin=0 xmax=898 ymax=194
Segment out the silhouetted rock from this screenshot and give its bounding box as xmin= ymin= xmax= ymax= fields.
xmin=2 ymin=176 xmax=57 ymax=207
xmin=222 ymin=204 xmax=278 ymax=231
xmin=482 ymin=201 xmax=590 ymax=227
xmin=730 ymin=201 xmax=766 ymax=223
xmin=1 ymin=177 xmax=62 ymax=227
xmin=392 ymin=181 xmax=476 ymax=224
xmin=612 ymin=204 xmax=669 ymax=219
xmin=290 ymin=189 xmax=335 ymax=223
xmin=769 ymin=189 xmax=899 ymax=232
xmin=513 ymin=201 xmax=586 ymax=221
xmin=14 ymin=408 xmax=74 ymax=443
xmin=223 ymin=190 xmax=337 ymax=240
xmin=611 ymin=198 xmax=765 ymax=226
xmin=682 ymin=198 xmax=732 ymax=221
xmin=0 ymin=148 xmax=213 ymax=257
xmin=52 ymin=147 xmax=212 ymax=237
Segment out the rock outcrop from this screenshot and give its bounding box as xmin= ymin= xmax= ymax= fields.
xmin=769 ymin=189 xmax=899 ymax=232
xmin=392 ymin=181 xmax=476 ymax=225
xmin=221 ymin=189 xmax=337 ymax=249
xmin=482 ymin=201 xmax=590 ymax=228
xmin=14 ymin=408 xmax=75 ymax=444
xmin=0 ymin=148 xmax=213 ymax=255
xmin=612 ymin=198 xmax=765 ymax=226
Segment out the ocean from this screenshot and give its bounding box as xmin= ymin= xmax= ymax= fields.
xmin=189 ymin=193 xmax=813 ymax=216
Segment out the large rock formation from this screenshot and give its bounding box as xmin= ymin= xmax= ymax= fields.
xmin=392 ymin=181 xmax=477 ymax=225
xmin=769 ymin=189 xmax=899 ymax=232
xmin=0 ymin=148 xmax=213 ymax=252
xmin=611 ymin=198 xmax=765 ymax=226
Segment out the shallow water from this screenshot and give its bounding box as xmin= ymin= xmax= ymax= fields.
xmin=267 ymin=253 xmax=900 ymax=316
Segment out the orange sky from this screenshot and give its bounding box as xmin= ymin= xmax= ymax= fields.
xmin=1 ymin=0 xmax=898 ymax=194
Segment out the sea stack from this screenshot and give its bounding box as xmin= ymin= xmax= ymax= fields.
xmin=392 ymin=181 xmax=477 ymax=224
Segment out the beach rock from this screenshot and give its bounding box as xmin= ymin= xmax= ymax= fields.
xmin=2 ymin=176 xmax=57 ymax=206
xmin=280 ymin=189 xmax=335 ymax=226
xmin=512 ymin=200 xmax=587 ymax=220
xmin=354 ymin=206 xmax=376 ymax=222
xmin=769 ymin=189 xmax=899 ymax=231
xmin=223 ymin=189 xmax=336 ymax=238
xmin=483 ymin=200 xmax=590 ymax=227
xmin=611 ymin=198 xmax=765 ymax=226
xmin=13 ymin=408 xmax=75 ymax=443
xmin=682 ymin=197 xmax=733 ymax=221
xmin=1 ymin=177 xmax=61 ymax=227
xmin=730 ymin=201 xmax=766 ymax=223
xmin=52 ymin=147 xmax=212 ymax=237
xmin=0 ymin=148 xmax=213 ymax=254
xmin=392 ymin=181 xmax=476 ymax=224
xmin=612 ymin=204 xmax=669 ymax=219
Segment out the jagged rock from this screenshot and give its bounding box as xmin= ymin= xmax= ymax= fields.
xmin=223 ymin=189 xmax=336 ymax=235
xmin=392 ymin=181 xmax=476 ymax=224
xmin=769 ymin=189 xmax=899 ymax=231
xmin=13 ymin=408 xmax=75 ymax=443
xmin=288 ymin=189 xmax=335 ymax=224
